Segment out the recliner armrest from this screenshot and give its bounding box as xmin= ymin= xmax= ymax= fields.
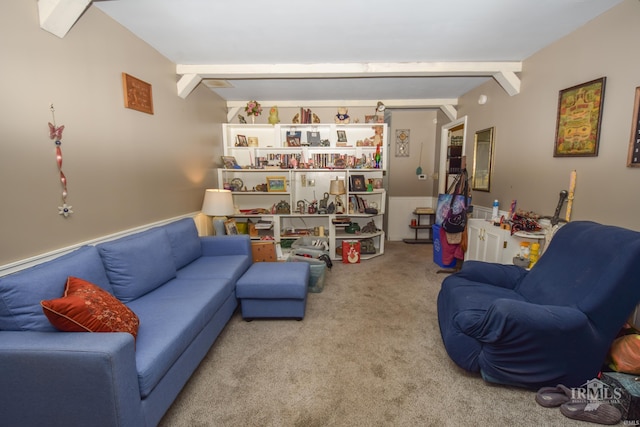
xmin=454 ymin=260 xmax=528 ymax=290
xmin=458 ymin=298 xmax=589 ymax=343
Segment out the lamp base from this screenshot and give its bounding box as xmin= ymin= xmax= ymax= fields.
xmin=213 ymin=217 xmax=227 ymax=236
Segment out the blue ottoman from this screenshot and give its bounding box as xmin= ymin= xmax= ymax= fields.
xmin=236 ymin=262 xmax=310 ymax=320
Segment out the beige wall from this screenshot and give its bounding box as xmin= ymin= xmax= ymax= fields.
xmin=457 ymin=0 xmax=640 ymax=231
xmin=387 ymin=110 xmax=439 ymax=197
xmin=0 ymin=2 xmax=227 ymax=265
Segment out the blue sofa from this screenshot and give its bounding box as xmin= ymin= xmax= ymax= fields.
xmin=0 ymin=218 xmax=252 ymax=426
xmin=437 ymin=221 xmax=640 ymax=390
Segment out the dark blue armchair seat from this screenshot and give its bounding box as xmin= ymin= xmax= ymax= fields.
xmin=437 ymin=221 xmax=640 ymax=389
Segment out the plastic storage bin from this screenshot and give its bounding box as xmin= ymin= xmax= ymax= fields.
xmin=432 ymin=224 xmax=457 ymax=268
xmin=291 ymin=236 xmax=329 ymax=252
xmin=287 ymin=255 xmax=326 ymax=293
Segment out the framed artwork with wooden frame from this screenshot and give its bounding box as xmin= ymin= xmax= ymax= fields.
xmin=349 ymin=174 xmax=367 ymax=192
xmin=627 ymin=86 xmax=640 ymax=167
xmin=122 ymin=73 xmax=154 ymax=115
xmin=553 ymin=77 xmax=606 ymax=157
xmin=224 ymin=219 xmax=238 ymax=235
xmin=266 ymin=176 xmax=287 ymax=192
xmin=221 ymin=156 xmax=240 ymax=169
xmin=337 ymin=130 xmax=347 ymax=143
xmin=236 ymin=135 xmax=248 ymax=147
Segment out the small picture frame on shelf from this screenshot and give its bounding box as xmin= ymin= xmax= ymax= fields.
xmin=286 ymin=135 xmax=301 ymax=146
xmin=337 ymin=130 xmax=347 ymax=143
xmin=350 ymin=174 xmax=366 ymax=192
xmin=236 ymin=135 xmax=248 ymax=147
xmin=266 ymin=176 xmax=287 ymax=192
xmin=224 ymin=219 xmax=238 ymax=235
xmin=221 ymin=156 xmax=241 ymax=169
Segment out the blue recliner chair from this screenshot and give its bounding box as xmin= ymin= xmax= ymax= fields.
xmin=437 ymin=221 xmax=640 ymax=389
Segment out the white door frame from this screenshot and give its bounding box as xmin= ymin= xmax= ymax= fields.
xmin=438 ymin=115 xmax=467 ymax=194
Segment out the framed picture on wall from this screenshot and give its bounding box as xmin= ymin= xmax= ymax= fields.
xmin=553 ymin=77 xmax=606 ymax=157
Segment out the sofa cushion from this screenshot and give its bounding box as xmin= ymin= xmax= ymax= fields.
xmin=161 ymin=218 xmax=202 ymax=269
xmin=98 ymin=228 xmax=177 ymax=303
xmin=0 ymin=246 xmax=113 ymax=332
xmin=125 ymin=276 xmax=235 ymax=397
xmin=41 ymin=276 xmax=140 ymax=340
xmin=176 ymin=254 xmax=252 ymax=284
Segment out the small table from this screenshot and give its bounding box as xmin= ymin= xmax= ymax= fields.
xmin=403 ymin=210 xmax=435 ymax=244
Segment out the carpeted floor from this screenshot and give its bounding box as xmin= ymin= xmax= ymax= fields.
xmin=159 ymin=242 xmax=587 ymax=426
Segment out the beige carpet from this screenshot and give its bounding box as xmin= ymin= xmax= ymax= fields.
xmin=159 ymin=242 xmax=587 ymax=427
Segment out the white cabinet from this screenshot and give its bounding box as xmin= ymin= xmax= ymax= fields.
xmin=218 ymin=123 xmax=388 ymax=261
xmin=466 ymin=218 xmax=542 ymax=264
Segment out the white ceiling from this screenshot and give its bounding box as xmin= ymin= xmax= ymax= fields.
xmin=94 ymin=0 xmax=623 ymax=107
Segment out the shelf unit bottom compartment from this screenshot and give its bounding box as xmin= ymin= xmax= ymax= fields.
xmin=403 ymin=211 xmax=435 ymax=244
xmin=334 ymin=231 xmax=385 ymax=261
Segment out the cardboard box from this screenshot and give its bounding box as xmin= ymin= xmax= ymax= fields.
xmin=251 ymin=241 xmax=276 ymax=262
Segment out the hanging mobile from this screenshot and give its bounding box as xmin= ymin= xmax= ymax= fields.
xmin=49 ymin=104 xmax=73 ymax=217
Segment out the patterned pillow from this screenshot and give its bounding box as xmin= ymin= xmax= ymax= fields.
xmin=41 ymin=276 xmax=140 ymax=340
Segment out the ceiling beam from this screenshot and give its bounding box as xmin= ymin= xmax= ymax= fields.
xmin=493 ymin=71 xmax=521 ymax=96
xmin=177 ymin=74 xmax=202 ymax=99
xmin=176 ymin=61 xmax=522 ymax=98
xmin=38 ymin=0 xmax=91 ymax=38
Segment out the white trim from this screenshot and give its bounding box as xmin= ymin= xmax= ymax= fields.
xmin=388 ymin=196 xmax=437 ymax=241
xmin=0 ymin=213 xmax=198 ymax=277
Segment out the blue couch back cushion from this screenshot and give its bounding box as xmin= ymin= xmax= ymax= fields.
xmin=517 ymin=221 xmax=640 ymax=313
xmin=161 ymin=218 xmax=202 ymax=269
xmin=0 ymin=246 xmax=113 ymax=331
xmin=98 ymin=228 xmax=177 ymax=303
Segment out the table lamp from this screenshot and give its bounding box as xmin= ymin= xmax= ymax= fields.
xmin=329 ymin=177 xmax=346 ymax=214
xmin=201 ymin=189 xmax=234 ymax=235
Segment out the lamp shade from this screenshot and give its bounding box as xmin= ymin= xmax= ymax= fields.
xmin=201 ymin=189 xmax=234 ymax=216
xmin=329 ymin=179 xmax=346 ymax=195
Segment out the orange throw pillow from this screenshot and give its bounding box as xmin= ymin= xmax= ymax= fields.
xmin=41 ymin=276 xmax=139 ymax=340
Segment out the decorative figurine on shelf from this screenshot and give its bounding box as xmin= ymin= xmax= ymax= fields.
xmin=375 ymin=143 xmax=382 ymax=168
xmin=292 ymin=112 xmax=300 ymax=123
xmin=244 ymin=100 xmax=262 ymax=124
xmin=238 ymin=114 xmax=246 ymax=124
xmin=312 ymin=113 xmax=321 ymax=123
xmin=335 ymin=107 xmax=350 ymax=124
xmin=268 ymin=106 xmax=280 ymax=125
xmin=371 ymin=125 xmax=384 ymax=146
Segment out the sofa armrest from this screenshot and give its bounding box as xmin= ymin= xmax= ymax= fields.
xmin=0 ymin=331 xmax=144 ymax=427
xmin=201 ymin=235 xmax=252 ymax=257
xmin=453 ymin=260 xmax=528 ymax=290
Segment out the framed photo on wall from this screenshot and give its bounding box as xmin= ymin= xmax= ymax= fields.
xmin=553 ymin=77 xmax=606 ymax=157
